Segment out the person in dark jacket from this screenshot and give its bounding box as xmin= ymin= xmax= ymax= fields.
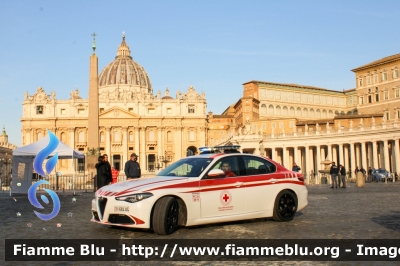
xmin=339 ymin=164 xmax=346 ymax=188
xmin=292 ymin=162 xmax=301 ymax=172
xmin=124 ymin=153 xmax=141 ymax=179
xmin=330 ymin=162 xmax=339 ymax=189
xmin=103 ymin=154 xmax=112 ymax=184
xmin=95 ymin=156 xmax=110 ymax=189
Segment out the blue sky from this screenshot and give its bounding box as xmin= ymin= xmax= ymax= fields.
xmin=1 ymin=0 xmax=400 ymax=146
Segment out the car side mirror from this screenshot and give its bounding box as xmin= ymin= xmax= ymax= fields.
xmin=207 ymin=169 xmax=225 ymax=178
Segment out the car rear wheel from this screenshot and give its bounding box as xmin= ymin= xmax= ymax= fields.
xmin=152 ymin=196 xmax=179 ymax=235
xmin=273 ymin=190 xmax=297 ymax=222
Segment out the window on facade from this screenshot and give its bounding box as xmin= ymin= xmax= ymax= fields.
xmin=396 ymin=111 xmax=400 ymax=119
xmin=322 ymin=110 xmax=327 ymax=118
xmin=61 ymin=108 xmax=66 ymax=115
xmin=296 ymin=107 xmax=301 ymax=117
xmin=375 ymin=94 xmax=379 ymax=102
xmin=289 ymin=121 xmax=294 ymax=128
xmin=60 ymin=132 xmax=66 ymax=142
xmin=129 ymin=132 xmax=134 ymax=142
xmin=368 ymin=88 xmax=372 ymax=93
xmin=114 ymin=131 xmax=120 ymax=142
xmin=374 ymin=74 xmax=378 ymax=83
xmin=359 ymin=96 xmax=364 ymax=104
xmin=279 ymin=122 xmax=284 ymax=129
xmin=290 ymin=107 xmax=295 ymax=116
xmin=189 ymin=131 xmax=195 ymax=141
xmin=149 ymin=131 xmax=155 ymax=141
xmin=148 ymin=108 xmax=155 ymax=114
xmin=261 ymin=104 xmax=266 ymax=115
xmin=368 ymin=95 xmax=372 ymax=103
xmin=367 ymin=76 xmax=371 ymax=85
xmin=36 ymin=106 xmax=43 ymax=114
xmin=100 ymin=108 xmax=104 ymax=113
xmin=282 ymin=106 xmax=288 ymax=116
xmin=385 ymin=112 xmax=390 ymax=120
xmin=271 ymin=122 xmax=276 ymax=129
xmin=262 ymin=123 xmax=266 ymax=130
xmin=395 ymin=88 xmax=400 ymax=98
xmin=268 ymin=105 xmax=274 ymax=115
xmin=188 ymin=105 xmax=195 ymax=113
xmin=302 ymin=108 xmax=308 ymax=118
xmin=79 ymin=132 xmax=85 ymax=142
xmin=276 ymin=106 xmax=281 ymax=115
xmin=382 ymin=72 xmax=388 ymax=81
xmin=358 ymin=78 xmax=363 ymax=87
xmin=167 ymin=131 xmax=172 ymax=142
xmin=384 ymin=91 xmax=389 ymax=100
xmin=100 ymin=132 xmax=105 ymax=143
xmin=316 ymin=109 xmax=321 ymax=118
xmin=375 ymin=87 xmax=379 ymax=92
xmin=393 ymin=68 xmax=399 ymax=79
xmin=310 ymin=108 xmax=315 ymax=118
xmin=128 ymin=108 xmax=133 ymax=112
xmin=78 ymin=108 xmax=85 ymax=114
xmin=167 ymin=108 xmax=172 ymax=114
xmin=328 ymin=110 xmax=333 ymax=118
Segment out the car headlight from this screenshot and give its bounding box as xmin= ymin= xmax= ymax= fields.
xmin=115 ymin=193 xmax=153 ymax=203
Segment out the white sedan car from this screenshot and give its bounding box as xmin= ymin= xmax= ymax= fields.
xmin=91 ymin=147 xmax=308 ymax=235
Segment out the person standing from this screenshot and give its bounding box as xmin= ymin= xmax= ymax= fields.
xmin=330 ymin=162 xmax=339 ymax=189
xmin=95 ymin=155 xmax=109 ymax=189
xmin=124 ymin=153 xmax=141 ymax=180
xmin=339 ymin=164 xmax=346 ymax=188
xmin=292 ymin=162 xmax=301 ymax=172
xmin=103 ymin=154 xmax=112 ymax=184
xmin=111 ymin=166 xmax=119 ymax=184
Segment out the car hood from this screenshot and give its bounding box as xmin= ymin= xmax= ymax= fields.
xmin=95 ymin=176 xmax=192 ymax=197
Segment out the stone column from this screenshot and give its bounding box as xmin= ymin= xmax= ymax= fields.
xmin=122 ymin=127 xmax=128 ymax=170
xmin=283 ymin=147 xmax=289 ymax=168
xmin=327 ymin=144 xmax=332 ymax=161
xmin=134 ymin=127 xmax=139 ymax=153
xmin=355 ymin=144 xmax=361 ymax=168
xmin=394 ymin=139 xmax=400 ymax=174
xmin=361 ymin=142 xmax=367 ymax=170
xmin=293 ymin=147 xmax=297 ymax=166
xmin=157 ymin=126 xmax=163 ymax=156
xmin=105 ymin=127 xmax=111 ymax=157
xmin=316 ymin=145 xmax=321 ymax=184
xmin=305 ymin=146 xmax=310 ymax=185
xmin=68 ymin=128 xmax=75 ymax=149
xmin=140 ymin=127 xmax=146 ymax=170
xmin=273 ymin=147 xmax=278 ymax=162
xmin=367 ymin=142 xmax=373 ymax=169
xmin=372 ymin=141 xmax=378 ymax=169
xmin=344 ymin=145 xmax=349 ymax=170
xmin=384 ymin=139 xmax=390 ymax=172
xmin=350 ymin=143 xmax=355 ymax=177
xmin=338 ymin=144 xmax=343 ymax=166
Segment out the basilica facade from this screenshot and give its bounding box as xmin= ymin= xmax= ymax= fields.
xmin=21 ymin=35 xmax=207 ymax=175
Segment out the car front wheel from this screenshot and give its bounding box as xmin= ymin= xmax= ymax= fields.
xmin=152 ymin=196 xmax=179 ymax=235
xmin=273 ymin=190 xmax=297 ymax=222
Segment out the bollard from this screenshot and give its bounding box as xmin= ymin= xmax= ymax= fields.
xmin=357 ymin=172 xmax=365 ymax=187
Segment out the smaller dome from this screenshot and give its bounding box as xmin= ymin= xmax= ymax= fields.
xmin=162 ymin=96 xmax=173 ymax=100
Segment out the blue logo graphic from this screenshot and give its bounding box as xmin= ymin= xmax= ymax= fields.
xmin=28 ymin=130 xmax=61 ymax=221
xmin=28 ymin=180 xmax=61 ymax=221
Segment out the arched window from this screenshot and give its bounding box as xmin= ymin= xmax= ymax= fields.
xmin=290 ymin=107 xmax=295 ymax=116
xmin=276 ymin=105 xmax=281 ymax=116
xmin=148 ymin=130 xmax=154 ymax=141
xmin=129 ymin=131 xmax=134 ymax=142
xmin=302 ymin=108 xmax=308 ymax=117
xmin=60 ymin=132 xmax=66 ymax=142
xmin=328 ymin=110 xmax=333 ymax=118
xmin=393 ymin=68 xmax=399 ymax=79
xmin=296 ymin=107 xmax=302 ymax=117
xmin=282 ymin=106 xmax=288 ymax=116
xmin=310 ymin=108 xmax=315 ymax=118
xmin=167 ymin=131 xmax=172 ymax=142
xmin=37 ymin=132 xmax=43 ymax=140
xmin=268 ymin=105 xmax=274 ymax=115
xmin=334 ymin=111 xmax=339 ymax=117
xmin=189 ymin=130 xmax=195 ymax=141
xmin=79 ymin=131 xmax=85 ymax=142
xmin=100 ymin=132 xmax=105 ymax=143
xmin=316 ymin=109 xmax=321 ymax=118
xmin=261 ymin=104 xmax=266 ymax=115
xmin=322 ymin=110 xmax=327 ymax=118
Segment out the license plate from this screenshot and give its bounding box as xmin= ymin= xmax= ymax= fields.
xmin=114 ymin=206 xmax=129 ymax=212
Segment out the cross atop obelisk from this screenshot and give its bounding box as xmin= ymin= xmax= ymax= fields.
xmin=91 ymin=32 xmax=97 ymax=53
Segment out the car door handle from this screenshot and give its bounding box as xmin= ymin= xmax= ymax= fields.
xmin=235 ymin=182 xmax=243 ymax=187
xmin=270 ymin=179 xmax=277 ymax=183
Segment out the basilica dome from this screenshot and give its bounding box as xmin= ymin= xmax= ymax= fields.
xmin=98 ymin=36 xmax=152 ymax=94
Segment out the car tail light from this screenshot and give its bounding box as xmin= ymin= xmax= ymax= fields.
xmin=297 ymin=175 xmax=304 ymax=182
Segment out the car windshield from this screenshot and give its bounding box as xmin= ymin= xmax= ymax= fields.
xmin=156 ymin=157 xmax=213 ymax=177
xmin=378 ymin=169 xmax=387 ymax=174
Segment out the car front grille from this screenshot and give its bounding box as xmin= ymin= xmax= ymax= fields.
xmin=108 ymin=214 xmax=135 ymax=224
xmin=98 ymin=197 xmax=108 ymax=219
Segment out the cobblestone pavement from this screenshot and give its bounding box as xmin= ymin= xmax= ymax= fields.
xmin=1 ymin=182 xmax=400 ymax=265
